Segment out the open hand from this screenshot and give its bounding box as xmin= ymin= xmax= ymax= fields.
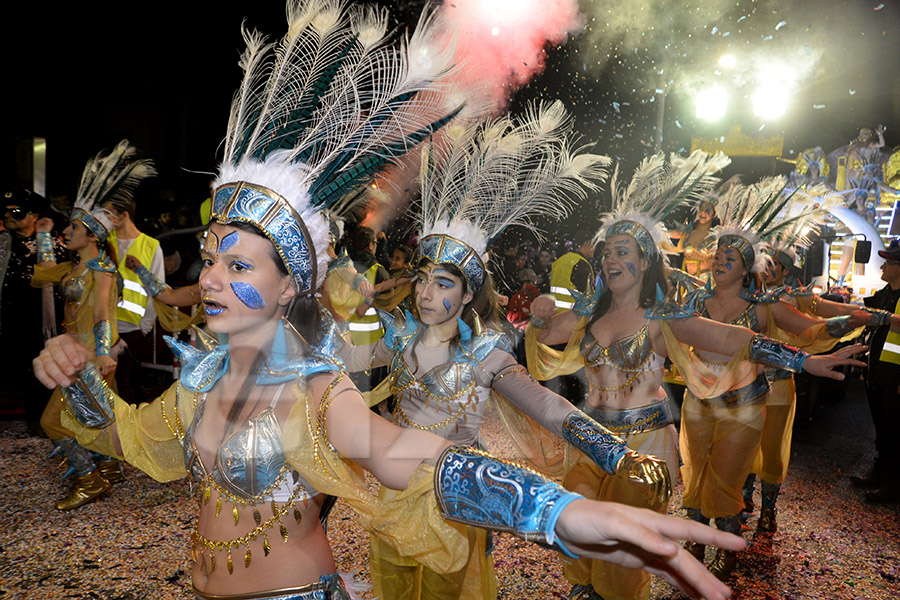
xmin=530 ymin=294 xmax=556 ymax=320
xmin=557 ymin=500 xmax=745 ymax=600
xmin=802 ymin=343 xmax=867 ymax=380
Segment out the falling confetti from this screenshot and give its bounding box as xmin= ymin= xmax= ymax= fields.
xmin=875 ymin=3 xmax=884 ymax=10
xmin=813 ymin=104 xmax=826 ymax=109
xmin=849 ymin=89 xmax=857 ymax=95
xmin=775 ymin=20 xmax=787 ymax=30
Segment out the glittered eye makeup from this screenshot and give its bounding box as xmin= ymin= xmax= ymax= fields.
xmin=220 ymin=231 xmax=239 ymax=253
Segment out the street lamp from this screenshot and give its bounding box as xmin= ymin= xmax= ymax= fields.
xmin=696 ymin=85 xmax=728 ymax=121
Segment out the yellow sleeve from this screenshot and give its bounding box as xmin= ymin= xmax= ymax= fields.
xmin=765 ymin=305 xmax=862 ymax=355
xmin=155 ymin=299 xmax=205 ymax=333
xmin=524 ymin=315 xmax=589 ymax=380
xmin=31 ymin=262 xmax=73 ymax=286
xmin=282 ymin=375 xmax=469 ymax=574
xmin=661 ymin=321 xmax=759 ymax=399
xmin=373 ymin=282 xmax=412 ymax=311
xmin=323 ymin=267 xmax=366 ymax=321
xmin=60 ymin=381 xmax=195 ymax=483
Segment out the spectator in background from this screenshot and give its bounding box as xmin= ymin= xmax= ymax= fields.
xmin=506 ymin=268 xmax=542 ymax=329
xmin=549 ymin=230 xmax=595 ymax=311
xmin=534 ymin=248 xmax=555 ymax=292
xmin=0 ymin=187 xmax=66 ymax=434
xmin=104 ymin=192 xmax=163 ymax=405
xmin=858 ymin=241 xmax=900 ymax=504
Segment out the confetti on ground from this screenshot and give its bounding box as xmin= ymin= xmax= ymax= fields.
xmin=0 ymin=380 xmax=896 ymax=599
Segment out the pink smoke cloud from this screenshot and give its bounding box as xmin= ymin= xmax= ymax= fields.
xmin=362 ymin=0 xmax=585 ymax=233
xmin=442 ymin=0 xmax=584 ymax=115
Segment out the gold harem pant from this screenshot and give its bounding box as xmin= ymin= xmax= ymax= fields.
xmin=680 ymin=374 xmax=768 ymax=519
xmin=563 ymin=399 xmax=678 ymax=600
xmin=370 ymin=485 xmax=496 ymax=600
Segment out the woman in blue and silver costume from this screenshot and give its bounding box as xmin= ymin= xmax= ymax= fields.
xmin=34 ymin=140 xmax=155 ymax=511
xmin=31 ymin=4 xmax=748 ymax=600
xmin=673 ymin=177 xmax=869 ymax=579
xmin=338 ymin=104 xmax=676 ymax=600
xmin=526 ymin=155 xmax=869 ymax=596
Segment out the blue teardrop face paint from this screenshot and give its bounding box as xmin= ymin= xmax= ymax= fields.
xmin=625 ymin=261 xmax=637 ymax=278
xmin=443 ymin=298 xmax=452 ymax=313
xmin=219 ymin=231 xmax=239 ymax=253
xmin=725 ymin=263 xmax=732 ymax=271
xmin=230 ymin=282 xmax=266 ymax=310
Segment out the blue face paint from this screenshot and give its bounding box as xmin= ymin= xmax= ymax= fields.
xmin=443 ymin=298 xmax=452 ymax=313
xmin=625 ymin=262 xmax=637 ymax=277
xmin=230 ymin=282 xmax=266 ymax=310
xmin=725 ymin=263 xmax=733 ymax=271
xmin=220 ymin=231 xmax=239 ymax=253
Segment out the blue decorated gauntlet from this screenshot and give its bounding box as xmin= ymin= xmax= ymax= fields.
xmin=62 ymin=363 xmax=116 ymax=428
xmin=434 ymin=446 xmax=583 ymax=558
xmin=825 ymin=315 xmax=856 ymax=338
xmin=134 ymin=264 xmax=167 ymax=297
xmin=749 ymin=334 xmax=808 ymax=373
xmin=562 ymin=411 xmax=628 ymax=475
xmin=93 ymin=320 xmax=113 ymax=356
xmin=563 ymin=411 xmax=672 ymax=504
xmin=36 ymin=231 xmax=54 ymax=263
xmin=862 ymin=307 xmax=892 ymax=327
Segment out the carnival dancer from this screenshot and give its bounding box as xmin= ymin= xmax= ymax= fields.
xmin=525 ymin=150 xmax=734 ymax=600
xmin=672 ymin=177 xmax=869 ymax=578
xmin=34 ymin=141 xmax=154 ymax=508
xmin=673 ymin=192 xmax=719 ymax=279
xmin=32 ymin=4 xmax=747 ymax=600
xmin=338 ymin=103 xmax=677 ymax=600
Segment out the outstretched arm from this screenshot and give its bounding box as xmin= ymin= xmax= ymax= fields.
xmin=528 ymin=294 xmax=580 ymax=345
xmin=665 ymin=316 xmax=867 ymax=380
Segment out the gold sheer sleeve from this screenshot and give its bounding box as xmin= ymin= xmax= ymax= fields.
xmin=60 ymin=381 xmax=195 ymax=483
xmin=524 ymin=315 xmax=589 ymax=380
xmin=764 ymin=305 xmax=862 ymax=355
xmin=661 ymin=321 xmax=758 ymax=398
xmin=282 ymin=375 xmax=469 ymax=574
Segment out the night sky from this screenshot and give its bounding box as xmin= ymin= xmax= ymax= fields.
xmin=5 ymin=0 xmax=900 ymax=235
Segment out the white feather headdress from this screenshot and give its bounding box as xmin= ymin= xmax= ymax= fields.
xmin=596 ymin=150 xmax=731 ymax=260
xmin=75 ymin=140 xmax=156 ymax=241
xmin=714 ymin=176 xmax=829 ymax=273
xmin=212 ymin=0 xmax=462 ymax=294
xmin=414 ymin=100 xmax=611 ymax=292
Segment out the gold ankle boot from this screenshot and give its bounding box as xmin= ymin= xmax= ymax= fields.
xmin=758 ymin=507 xmax=777 ymax=532
xmin=96 ymin=459 xmax=124 ymax=484
xmin=708 ymin=549 xmax=738 ymax=580
xmin=56 ymin=469 xmax=110 ymax=510
xmin=684 ymin=541 xmax=706 ymax=561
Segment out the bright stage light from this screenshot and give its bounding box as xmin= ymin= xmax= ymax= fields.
xmin=752 ymin=83 xmax=789 ymax=119
xmin=718 ymin=55 xmax=736 ymax=69
xmin=696 ymin=86 xmax=728 ymax=121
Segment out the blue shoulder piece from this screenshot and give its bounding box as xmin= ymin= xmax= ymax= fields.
xmin=261 ymin=319 xmax=342 ymax=384
xmin=326 ymin=252 xmax=354 ymax=274
xmin=378 ymin=308 xmax=420 ymax=353
xmin=164 ymin=335 xmax=229 ymax=392
xmin=786 ymin=285 xmax=814 ymax=298
xmin=457 ymin=315 xmax=513 ymax=362
xmin=85 ymin=251 xmax=117 ymax=273
xmin=739 ymin=281 xmax=783 ymax=303
xmin=572 ymin=282 xmax=603 ymax=317
xmin=645 ymin=299 xmax=699 ymax=320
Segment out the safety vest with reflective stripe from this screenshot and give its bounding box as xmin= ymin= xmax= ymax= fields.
xmin=348 ymin=263 xmax=384 ymax=346
xmin=110 ymin=231 xmax=160 ymax=326
xmin=879 ymin=295 xmax=900 ymax=365
xmin=549 ymin=252 xmax=593 ymax=312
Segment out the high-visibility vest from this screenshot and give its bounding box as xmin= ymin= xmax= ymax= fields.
xmin=111 ymin=232 xmax=160 ymax=326
xmin=348 ymin=263 xmax=384 ymax=346
xmin=549 ymin=252 xmax=593 ymax=312
xmin=879 ymin=295 xmax=900 ymax=365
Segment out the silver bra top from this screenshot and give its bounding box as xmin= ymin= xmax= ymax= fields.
xmin=183 ymin=383 xmax=317 ymax=503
